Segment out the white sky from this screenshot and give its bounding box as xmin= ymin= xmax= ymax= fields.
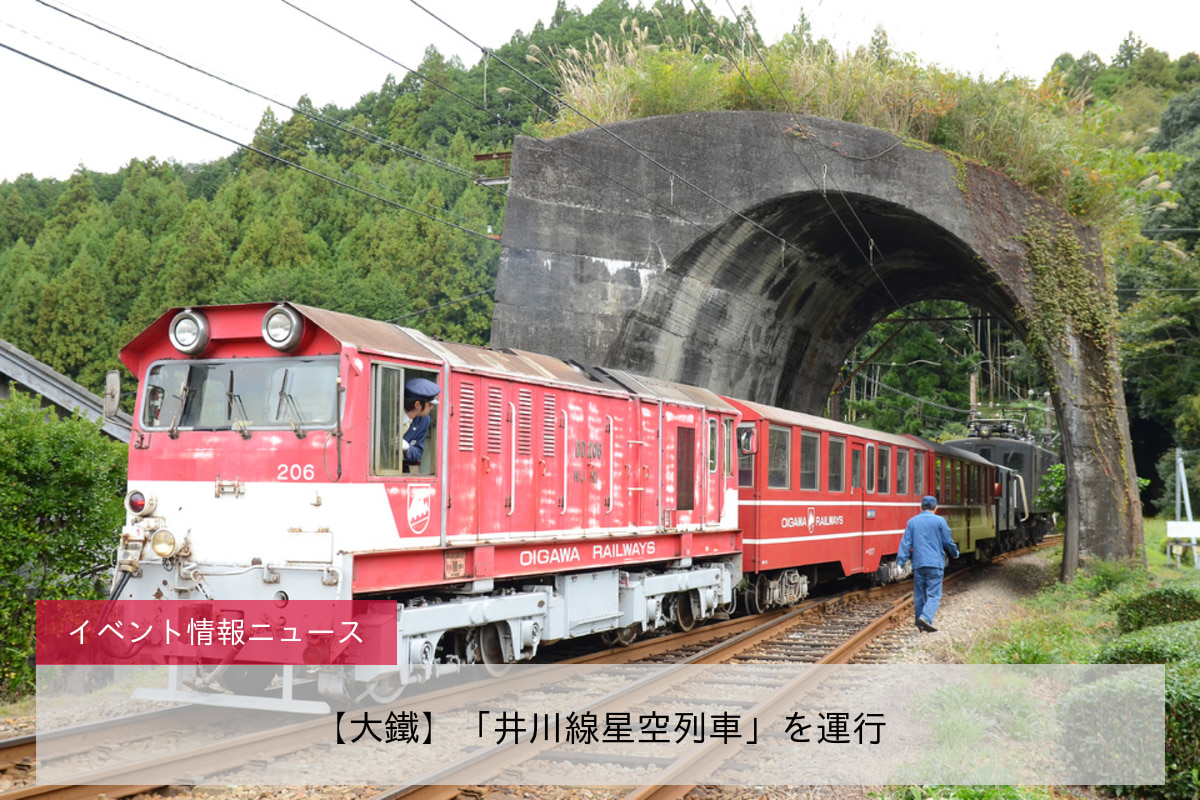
xmin=0 ymin=0 xmax=1196 ymax=183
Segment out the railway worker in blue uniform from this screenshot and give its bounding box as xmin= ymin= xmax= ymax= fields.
xmin=896 ymin=495 xmax=960 ymax=632
xmin=401 ymin=377 xmax=440 ymax=473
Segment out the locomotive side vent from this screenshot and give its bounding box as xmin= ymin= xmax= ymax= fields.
xmin=517 ymin=389 xmax=533 ymax=456
xmin=487 ymin=386 xmax=504 ymax=454
xmin=459 ymin=382 xmax=476 ymax=451
xmin=543 ymin=394 xmax=556 ymax=454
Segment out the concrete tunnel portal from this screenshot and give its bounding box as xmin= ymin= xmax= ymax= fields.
xmin=604 ymin=190 xmax=1020 ymax=414
xmin=491 ymin=111 xmax=1142 ymax=565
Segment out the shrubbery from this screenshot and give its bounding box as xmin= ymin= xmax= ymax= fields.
xmin=0 ymin=388 xmax=126 ymax=698
xmin=1113 ymin=582 xmax=1200 ymax=633
xmin=1092 ymin=619 xmax=1200 ymax=664
xmin=1162 ymin=659 xmax=1200 ymax=800
xmin=1092 ymin=611 xmax=1200 ymax=800
xmin=1056 ymin=668 xmax=1167 ymax=786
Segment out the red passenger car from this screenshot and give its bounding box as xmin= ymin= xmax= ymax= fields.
xmin=729 ymin=400 xmax=1000 ymax=612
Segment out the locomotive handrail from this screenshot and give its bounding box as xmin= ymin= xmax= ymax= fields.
xmin=1014 ymin=473 xmax=1031 ymax=522
xmin=607 ymin=414 xmax=614 ymax=514
xmin=560 ymin=409 xmax=568 ymax=516
xmin=508 ymin=401 xmax=516 ymax=517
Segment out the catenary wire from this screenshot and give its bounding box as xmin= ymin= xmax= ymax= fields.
xmin=3 ymin=14 xmax=492 ymax=231
xmin=705 ymin=0 xmax=905 ymax=313
xmin=404 ymin=0 xmax=841 ymax=268
xmin=278 ymin=1 xmax=817 ymax=253
xmin=0 ymin=40 xmax=499 ymax=244
xmin=33 ymin=0 xmax=500 ymax=194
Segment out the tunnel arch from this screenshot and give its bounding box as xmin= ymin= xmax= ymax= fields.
xmin=606 ymin=190 xmax=1027 ymax=413
xmin=492 ymin=111 xmax=1141 ymax=566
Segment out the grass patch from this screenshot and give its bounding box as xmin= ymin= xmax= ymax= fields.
xmin=964 ymin=528 xmax=1200 ymax=665
xmin=878 ymin=784 xmax=1082 ymax=800
xmin=0 ymin=695 xmax=33 ymax=719
xmin=964 ymin=547 xmax=1120 ymax=664
xmin=887 ymin=523 xmax=1200 ymax=799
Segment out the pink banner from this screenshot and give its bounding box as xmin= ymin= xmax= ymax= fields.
xmin=37 ymin=599 xmax=397 ymax=665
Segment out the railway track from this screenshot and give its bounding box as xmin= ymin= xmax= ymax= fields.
xmin=1 ymin=539 xmax=1059 ymax=800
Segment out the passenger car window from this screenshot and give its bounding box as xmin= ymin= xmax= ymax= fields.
xmin=768 ymin=425 xmax=790 ymax=489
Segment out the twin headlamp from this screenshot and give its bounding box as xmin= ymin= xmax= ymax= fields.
xmin=168 ymin=304 xmax=305 ymax=356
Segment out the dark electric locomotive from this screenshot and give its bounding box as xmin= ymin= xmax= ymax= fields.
xmin=945 ymin=417 xmax=1060 ymax=551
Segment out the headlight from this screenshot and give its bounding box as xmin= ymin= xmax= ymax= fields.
xmin=150 ymin=529 xmax=178 ymax=558
xmin=169 ymin=309 xmax=210 ymax=355
xmin=125 ymin=490 xmax=156 ymax=518
xmin=262 ymin=305 xmax=304 ymax=352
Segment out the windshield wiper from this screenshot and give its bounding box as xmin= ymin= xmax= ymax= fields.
xmin=168 ymin=365 xmax=194 ymax=440
xmin=275 ymin=369 xmax=307 ymax=439
xmin=226 ymin=371 xmax=252 ymax=440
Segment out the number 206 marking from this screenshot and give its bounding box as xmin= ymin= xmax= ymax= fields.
xmin=278 ymin=463 xmax=315 ymax=481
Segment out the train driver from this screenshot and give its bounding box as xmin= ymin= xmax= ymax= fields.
xmin=401 ymin=377 xmax=441 ymax=473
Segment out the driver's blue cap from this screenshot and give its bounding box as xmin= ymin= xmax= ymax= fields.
xmin=921 ymin=495 xmax=938 ymax=509
xmin=405 ymin=377 xmax=441 ymax=401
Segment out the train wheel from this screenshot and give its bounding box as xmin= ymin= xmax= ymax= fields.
xmin=601 ymin=624 xmax=640 ymax=647
xmin=673 ymin=591 xmax=697 ymax=632
xmin=367 ymin=672 xmax=405 ymax=704
xmin=749 ymin=573 xmax=772 ymax=615
xmin=219 ymin=665 xmax=278 ymax=696
xmin=478 ymin=623 xmax=512 ymax=676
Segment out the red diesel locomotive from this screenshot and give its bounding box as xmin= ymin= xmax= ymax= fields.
xmin=110 ymin=302 xmax=1002 ymax=707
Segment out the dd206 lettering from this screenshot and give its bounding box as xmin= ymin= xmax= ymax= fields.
xmin=277 ymin=463 xmax=316 ymax=481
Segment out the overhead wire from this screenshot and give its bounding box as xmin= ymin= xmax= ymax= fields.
xmin=37 ymin=0 xmax=485 ymax=185
xmin=3 ymin=18 xmax=483 ymax=231
xmin=279 ymin=0 xmax=514 ymax=132
xmin=0 ymin=39 xmax=499 ymax=244
xmin=401 ymin=0 xmax=840 ymax=269
xmin=279 ymin=1 xmax=735 ymax=247
xmin=30 ymin=0 xmax=508 ymax=229
xmin=704 ymin=0 xmax=905 ymax=313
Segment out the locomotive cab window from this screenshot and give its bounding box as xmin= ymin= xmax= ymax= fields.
xmin=371 ymin=364 xmax=440 ymax=477
xmin=141 ymin=357 xmax=338 ymax=433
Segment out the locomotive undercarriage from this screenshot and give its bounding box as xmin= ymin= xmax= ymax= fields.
xmin=126 ymin=554 xmax=740 ymax=713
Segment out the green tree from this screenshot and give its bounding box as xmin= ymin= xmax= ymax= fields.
xmin=39 ymin=249 xmax=116 ymax=393
xmin=242 ymin=108 xmax=284 ymax=171
xmin=0 ymin=389 xmax=127 ymax=698
xmin=1114 ymin=32 xmax=1147 ymax=69
xmin=1131 ymin=47 xmax=1176 ymax=91
xmin=1118 ymin=244 xmax=1200 ymax=438
xmin=1176 ymin=52 xmax=1200 ymax=88
xmin=109 ymin=160 xmax=188 ymax=239
xmin=279 ymin=95 xmax=318 ymax=157
xmin=157 ymin=201 xmax=230 ymax=305
xmin=0 ymin=267 xmax=48 ymax=356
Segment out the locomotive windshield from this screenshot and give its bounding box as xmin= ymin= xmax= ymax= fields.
xmin=141 ymin=357 xmax=339 ymax=432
